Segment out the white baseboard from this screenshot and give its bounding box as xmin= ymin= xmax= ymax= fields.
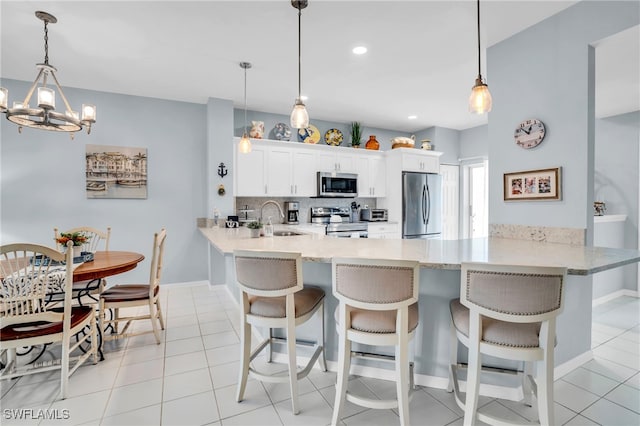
xmin=160 ymin=280 xmax=210 ymax=288
xmin=592 ymin=289 xmax=639 ymax=307
xmin=554 ymin=350 xmax=593 ymax=379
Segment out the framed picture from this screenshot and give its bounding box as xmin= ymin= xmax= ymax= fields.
xmin=86 ymin=144 xmax=148 ymax=199
xmin=503 ymin=167 xmax=561 ymax=201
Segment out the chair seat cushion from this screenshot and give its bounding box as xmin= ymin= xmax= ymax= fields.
xmin=248 ymin=286 xmax=325 ymax=318
xmin=450 ymin=299 xmax=543 ymax=348
xmin=334 ymin=303 xmax=419 ymax=334
xmin=0 ymin=306 xmax=94 ymax=342
xmin=102 ymin=284 xmax=157 ymax=303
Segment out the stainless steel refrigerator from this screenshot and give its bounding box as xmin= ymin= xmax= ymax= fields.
xmin=402 ymin=172 xmax=442 ymax=239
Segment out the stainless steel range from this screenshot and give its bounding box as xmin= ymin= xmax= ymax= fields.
xmin=310 ymin=207 xmax=368 ymax=238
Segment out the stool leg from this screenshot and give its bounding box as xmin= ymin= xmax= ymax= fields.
xmin=332 ymin=331 xmax=351 ymax=426
xmin=286 ymin=317 xmax=299 ymax=414
xmin=236 ymin=315 xmax=251 ymax=402
xmin=396 ymin=332 xmax=410 ymax=426
xmin=317 ymin=301 xmax=327 ymax=372
xmin=267 ymin=328 xmax=273 ymax=363
xmin=463 ymin=315 xmax=482 ymax=426
xmin=447 ymin=321 xmax=458 ymax=393
xmin=537 ymin=322 xmax=555 ymax=426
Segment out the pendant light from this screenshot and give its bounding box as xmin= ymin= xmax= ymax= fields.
xmin=290 ymin=0 xmax=309 ymax=129
xmin=0 ymin=11 xmax=96 ymax=137
xmin=238 ymin=62 xmax=252 ymax=154
xmin=468 ymin=0 xmax=492 ymax=114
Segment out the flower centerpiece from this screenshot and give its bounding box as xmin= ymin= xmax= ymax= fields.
xmin=246 ymin=220 xmax=263 ymax=238
xmin=55 ymin=232 xmax=90 ymax=256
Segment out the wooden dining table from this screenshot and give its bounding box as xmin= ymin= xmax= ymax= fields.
xmin=73 ymin=251 xmax=145 ymax=283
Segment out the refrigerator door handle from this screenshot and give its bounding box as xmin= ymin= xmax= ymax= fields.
xmin=426 ymin=184 xmax=431 ymax=225
xmin=420 ymin=185 xmax=427 ymax=225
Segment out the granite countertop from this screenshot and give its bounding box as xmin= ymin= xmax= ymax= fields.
xmin=198 ymin=225 xmax=640 ymax=276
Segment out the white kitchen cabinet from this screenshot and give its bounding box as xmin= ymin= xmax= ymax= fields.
xmin=235 ymin=138 xmax=316 ymax=197
xmin=396 ymin=150 xmax=440 ymax=173
xmin=367 ymin=222 xmax=400 ymax=239
xmin=317 ymin=151 xmax=356 ymax=173
xmin=235 ymin=142 xmax=267 ymax=196
xmin=355 ymin=154 xmax=386 ymax=198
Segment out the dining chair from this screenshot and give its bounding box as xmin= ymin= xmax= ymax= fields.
xmin=52 ymin=226 xmax=111 ymax=304
xmin=331 ymin=257 xmax=420 ymax=426
xmin=0 ymin=242 xmax=98 ymax=399
xmin=99 ymin=228 xmax=166 ymax=345
xmin=448 ymin=263 xmax=566 ymax=426
xmin=234 ymin=249 xmax=326 ymax=415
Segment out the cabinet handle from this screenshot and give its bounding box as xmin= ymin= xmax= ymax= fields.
xmin=295 ymin=185 xmax=297 ymax=194
xmin=265 ymin=185 xmax=267 ymax=194
xmin=372 ymin=187 xmax=375 ymax=196
xmin=291 ymin=185 xmax=293 ymax=194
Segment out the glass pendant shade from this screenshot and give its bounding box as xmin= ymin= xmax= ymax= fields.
xmin=37 ymin=87 xmax=55 ymax=109
xmin=0 ymin=87 xmax=9 ymax=110
xmin=82 ymin=104 xmax=97 ymax=122
xmin=469 ymin=78 xmax=492 ymax=114
xmin=238 ymin=133 xmax=252 ymax=154
xmin=290 ymin=99 xmax=309 ymax=129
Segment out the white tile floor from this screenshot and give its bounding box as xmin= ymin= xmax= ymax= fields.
xmin=1 ymin=284 xmax=638 ymax=425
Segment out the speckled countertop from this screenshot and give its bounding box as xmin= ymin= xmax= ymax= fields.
xmin=198 ymin=225 xmax=640 ymax=276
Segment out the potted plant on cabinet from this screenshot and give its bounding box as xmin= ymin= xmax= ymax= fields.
xmin=246 ymin=220 xmax=263 ymax=238
xmin=350 ymin=122 xmax=362 ymax=148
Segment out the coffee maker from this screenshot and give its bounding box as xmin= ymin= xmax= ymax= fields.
xmin=284 ymin=201 xmax=300 ymax=225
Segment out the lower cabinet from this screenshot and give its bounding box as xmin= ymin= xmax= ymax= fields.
xmin=367 ymin=222 xmax=400 ymax=239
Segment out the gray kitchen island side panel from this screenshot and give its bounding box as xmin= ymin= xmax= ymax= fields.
xmin=221 ymin=255 xmax=591 ymax=383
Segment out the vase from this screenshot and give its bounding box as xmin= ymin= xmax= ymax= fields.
xmin=365 ymin=135 xmax=379 ymax=150
xmin=250 ymin=228 xmax=261 ymax=238
xmin=72 ymin=246 xmax=83 ymax=257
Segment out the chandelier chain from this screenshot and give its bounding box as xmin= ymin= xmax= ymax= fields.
xmin=44 ymin=19 xmax=49 ymax=65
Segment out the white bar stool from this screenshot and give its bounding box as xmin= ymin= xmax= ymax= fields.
xmin=448 ymin=263 xmax=567 ymax=426
xmin=234 ymin=250 xmax=327 ymax=415
xmin=331 ymin=257 xmax=420 ymax=426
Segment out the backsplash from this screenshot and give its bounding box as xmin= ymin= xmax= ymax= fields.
xmin=489 ymin=223 xmax=586 ymax=246
xmin=235 ymin=197 xmax=377 ymax=224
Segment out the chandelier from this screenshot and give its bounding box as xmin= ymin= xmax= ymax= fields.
xmin=0 ymin=11 xmax=96 ymax=137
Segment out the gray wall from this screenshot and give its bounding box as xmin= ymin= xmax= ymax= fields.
xmin=0 ymin=78 xmax=208 ymax=285
xmin=459 ymin=125 xmax=488 ymax=161
xmin=487 ymin=1 xmax=639 ymax=241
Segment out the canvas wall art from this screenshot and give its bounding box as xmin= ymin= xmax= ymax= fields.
xmin=86 ymin=144 xmax=148 ymax=199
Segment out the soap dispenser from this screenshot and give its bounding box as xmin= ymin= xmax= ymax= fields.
xmin=264 ymin=216 xmax=274 ymax=237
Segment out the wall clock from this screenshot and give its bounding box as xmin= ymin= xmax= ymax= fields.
xmin=514 ymin=118 xmax=546 ymax=149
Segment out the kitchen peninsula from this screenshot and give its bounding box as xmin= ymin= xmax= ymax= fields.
xmin=199 ymin=225 xmax=640 ymax=391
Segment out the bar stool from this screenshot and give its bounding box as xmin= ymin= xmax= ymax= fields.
xmin=233 ymin=250 xmax=326 ymax=415
xmin=331 ymin=257 xmax=420 ymax=426
xmin=448 ymin=263 xmax=566 ymax=426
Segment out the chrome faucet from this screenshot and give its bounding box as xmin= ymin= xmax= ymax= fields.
xmin=260 ymin=200 xmax=285 ymax=223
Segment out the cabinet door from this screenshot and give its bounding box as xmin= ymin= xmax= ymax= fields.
xmin=292 ymin=149 xmax=317 ymax=196
xmin=421 ymin=156 xmax=440 ymax=173
xmin=354 ymin=157 xmax=371 ymax=197
xmin=370 ymin=156 xmax=386 ymax=197
xmin=236 ymin=144 xmax=267 ymax=196
xmin=317 ymin=152 xmax=338 ymax=172
xmin=336 ymin=153 xmax=356 ymax=173
xmin=267 ymin=148 xmax=293 ymax=196
xmin=401 ymin=153 xmax=425 ymax=172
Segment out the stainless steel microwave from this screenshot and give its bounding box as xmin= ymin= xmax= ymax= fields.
xmin=317 ymin=172 xmax=358 ymax=198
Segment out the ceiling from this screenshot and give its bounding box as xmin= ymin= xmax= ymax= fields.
xmin=1 ymin=1 xmax=638 ymax=132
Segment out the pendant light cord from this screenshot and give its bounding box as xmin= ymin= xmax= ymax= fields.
xmin=244 ymin=65 xmax=248 ymax=135
xmin=476 ymin=0 xmax=481 ymax=78
xmin=297 ymin=5 xmax=302 ymax=99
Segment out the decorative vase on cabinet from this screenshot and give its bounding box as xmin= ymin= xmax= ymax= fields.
xmin=365 ymin=135 xmax=379 ymax=150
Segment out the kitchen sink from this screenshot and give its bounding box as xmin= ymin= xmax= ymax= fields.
xmin=273 ymin=230 xmax=303 ymax=236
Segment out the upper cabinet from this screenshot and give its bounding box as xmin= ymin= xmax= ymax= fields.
xmin=234 ymin=138 xmax=432 ymax=199
xmin=386 ymin=148 xmax=442 ymax=173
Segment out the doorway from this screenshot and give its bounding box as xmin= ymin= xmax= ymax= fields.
xmin=462 ymin=160 xmax=488 ymax=238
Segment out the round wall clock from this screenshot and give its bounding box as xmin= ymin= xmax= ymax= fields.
xmin=514 ymin=118 xmax=546 ymax=149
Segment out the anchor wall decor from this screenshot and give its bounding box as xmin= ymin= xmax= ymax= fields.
xmin=217 ymin=163 xmax=228 ymax=178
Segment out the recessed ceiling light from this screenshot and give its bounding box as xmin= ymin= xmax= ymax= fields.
xmin=300 ymin=95 xmax=308 ymax=101
xmin=408 ymin=115 xmax=417 ymax=120
xmin=352 ymin=46 xmax=367 ymax=55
